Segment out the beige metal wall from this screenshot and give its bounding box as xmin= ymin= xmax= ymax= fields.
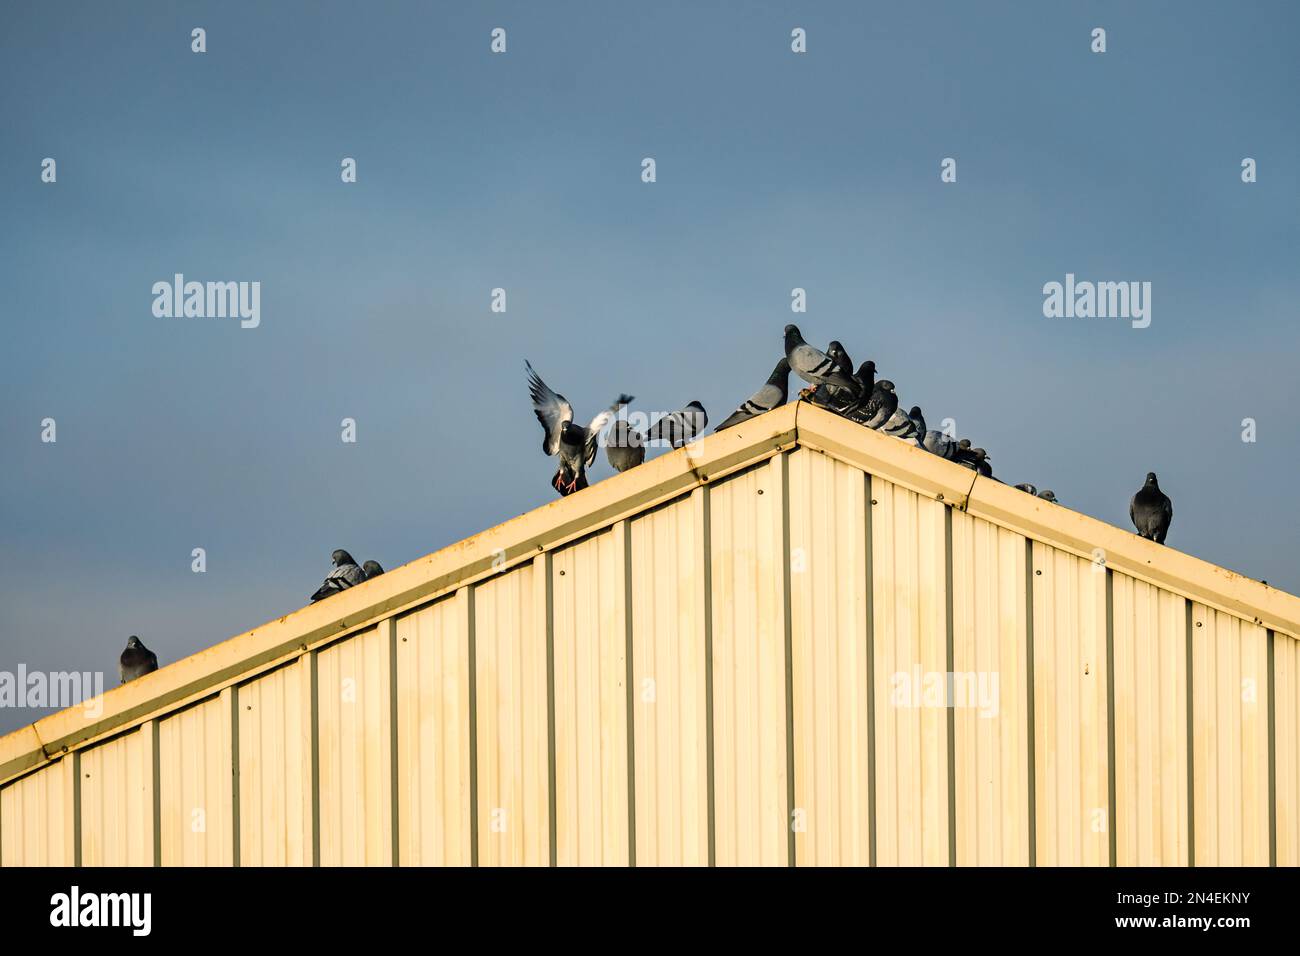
xmin=2 ymin=430 xmax=1296 ymax=867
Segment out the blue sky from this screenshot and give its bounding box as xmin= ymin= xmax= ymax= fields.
xmin=1 ymin=1 xmax=1297 ymax=732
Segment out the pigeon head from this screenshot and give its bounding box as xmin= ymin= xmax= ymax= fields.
xmin=126 ymin=635 xmax=142 ymax=648
xmin=783 ymin=324 xmax=804 ymax=350
xmin=958 ymin=438 xmax=972 ymax=450
xmin=560 ymin=420 xmax=585 ymax=443
xmin=685 ymin=401 xmax=705 ymax=414
xmin=332 ymin=549 xmax=355 ymax=567
xmin=972 ymin=448 xmax=989 ymax=461
xmin=362 ymin=560 xmax=384 ymax=578
xmin=909 ymin=405 xmax=923 ymax=418
xmin=1145 ymin=472 xmax=1159 ymax=485
xmin=878 ymin=380 xmax=896 ymax=392
xmin=1039 ymin=490 xmax=1057 ymax=502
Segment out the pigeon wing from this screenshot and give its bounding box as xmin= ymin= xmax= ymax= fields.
xmin=526 ymin=361 xmax=574 ymax=457
xmin=584 ymin=395 xmax=633 ymax=466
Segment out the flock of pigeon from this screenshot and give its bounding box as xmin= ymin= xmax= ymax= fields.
xmin=524 ymin=320 xmax=1174 ymax=537
xmin=116 ymin=322 xmax=1174 ymax=686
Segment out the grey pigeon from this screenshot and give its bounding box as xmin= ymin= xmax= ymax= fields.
xmin=606 ymin=419 xmax=646 ymax=472
xmin=526 ymin=360 xmax=632 ymax=496
xmin=311 ymin=549 xmax=367 ymax=602
xmin=909 ymin=406 xmax=958 ymax=459
xmin=1013 ymin=483 xmax=1038 ymax=495
xmin=1038 ymin=490 xmax=1058 ymax=503
xmin=879 ymin=399 xmax=918 ymax=439
xmin=646 ymin=401 xmax=708 ymax=448
xmin=810 ymin=341 xmax=859 ymax=409
xmin=843 ymin=380 xmax=898 ymax=428
xmin=785 ymin=325 xmax=861 ymax=395
xmin=1130 ymin=472 xmax=1172 ymax=543
xmin=119 ymin=635 xmax=158 ymax=684
xmin=362 ymin=560 xmax=384 ymax=579
xmin=715 ymin=359 xmax=790 ymax=431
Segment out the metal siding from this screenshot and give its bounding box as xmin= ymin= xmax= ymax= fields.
xmin=0 ymin=759 xmax=75 ymax=865
xmin=1277 ymin=633 xmax=1299 ymax=866
xmin=159 ymin=692 xmax=233 ymax=866
xmin=710 ymin=459 xmax=790 ymax=866
xmin=872 ymin=472 xmax=950 ymax=865
xmin=1030 ymin=542 xmax=1109 ymax=866
xmin=396 ymin=593 xmax=473 ymax=866
xmin=552 ymin=527 xmax=630 ymax=866
xmin=237 ymin=659 xmax=312 ymax=866
xmin=788 ymin=449 xmax=871 ymax=866
xmin=1192 ymin=605 xmax=1269 ymax=865
xmin=475 ymin=560 xmax=550 ymax=866
xmin=950 ymin=512 xmax=1030 ymax=866
xmin=1111 ymin=575 xmax=1188 ymax=865
xmin=631 ymin=492 xmax=709 ymax=865
xmin=316 ymin=627 xmax=392 ymax=865
xmin=79 ymin=727 xmax=153 ymax=866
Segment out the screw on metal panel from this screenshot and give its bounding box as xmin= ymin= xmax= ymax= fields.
xmin=757 ymin=489 xmax=764 ymax=495
xmin=1196 ymin=621 xmax=1202 ymax=627
xmin=559 ymin=570 xmax=566 ymax=576
xmin=871 ymin=499 xmax=877 ymax=505
xmin=937 ymin=494 xmax=944 ymax=501
xmin=1035 ymin=570 xmax=1042 ymax=576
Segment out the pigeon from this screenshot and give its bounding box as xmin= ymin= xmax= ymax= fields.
xmin=119 ymin=635 xmax=158 ymax=684
xmin=785 ymin=325 xmax=861 ymax=396
xmin=879 ymin=398 xmax=918 ymax=439
xmin=810 ymin=341 xmax=859 ymax=409
xmin=909 ymin=406 xmax=958 ymax=459
xmin=1037 ymin=490 xmax=1058 ymax=503
xmin=311 ymin=549 xmax=367 ymax=602
xmin=1013 ymin=483 xmax=1038 ymax=495
xmin=606 ymin=419 xmax=646 ymax=472
xmin=715 ymin=358 xmax=790 ymax=431
xmin=1130 ymin=472 xmax=1172 ymax=543
xmin=957 ymin=446 xmax=993 ymax=477
xmin=645 ymin=401 xmax=708 ymax=448
xmin=526 ymin=360 xmax=633 ymax=496
xmin=362 ymin=560 xmax=384 ymax=579
xmin=843 ymin=380 xmax=898 ymax=428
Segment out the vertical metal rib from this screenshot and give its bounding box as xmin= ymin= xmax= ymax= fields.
xmin=1025 ymin=538 xmax=1037 ymax=867
xmin=622 ymin=519 xmax=637 ymax=867
xmin=230 ymin=684 xmax=240 ymax=868
xmin=1185 ymin=598 xmax=1195 ymax=867
xmin=1105 ymin=569 xmax=1117 ymax=867
xmin=466 ymin=587 xmax=479 ymax=868
xmin=781 ymin=452 xmax=796 ymax=867
xmin=944 ymin=505 xmax=956 ymax=867
xmin=702 ymin=486 xmax=716 ymax=867
xmin=865 ymin=473 xmax=877 ymax=868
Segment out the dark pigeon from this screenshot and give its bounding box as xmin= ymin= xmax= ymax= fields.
xmin=606 ymin=419 xmax=646 ymax=473
xmin=311 ymin=549 xmax=367 ymax=602
xmin=957 ymin=447 xmax=993 ymax=477
xmin=362 ymin=560 xmax=384 ymax=579
xmin=843 ymin=380 xmax=898 ymax=428
xmin=785 ymin=325 xmax=861 ymax=395
xmin=1130 ymin=472 xmax=1172 ymax=543
xmin=526 ymin=360 xmax=632 ymax=496
xmin=646 ymin=401 xmax=708 ymax=448
xmin=1013 ymin=483 xmax=1038 ymax=495
xmin=715 ymin=359 xmax=790 ymax=432
xmin=1038 ymin=490 xmax=1058 ymax=503
xmin=119 ymin=636 xmax=158 ymax=684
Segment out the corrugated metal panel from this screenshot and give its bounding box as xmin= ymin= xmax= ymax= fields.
xmin=0 ymin=759 xmax=75 ymax=865
xmin=1191 ymin=604 xmax=1269 ymax=865
xmin=787 ymin=449 xmax=871 ymax=866
xmin=1111 ymin=575 xmax=1188 ymax=865
xmin=316 ymin=627 xmax=392 ymax=865
xmin=159 ymin=692 xmax=233 ymax=866
xmin=950 ymin=512 xmax=1030 ymax=866
xmin=1030 ymin=542 xmax=1109 ymax=866
xmin=710 ymin=459 xmax=789 ymax=866
xmin=475 ymin=560 xmax=549 ymax=866
xmin=396 ymin=592 xmax=473 ymax=866
xmin=552 ymin=527 xmax=630 ymax=866
xmin=80 ymin=726 xmax=154 ymax=866
xmin=630 ymin=491 xmax=709 ymax=865
xmin=237 ymin=659 xmax=311 ymax=866
xmin=1277 ymin=633 xmax=1299 ymax=866
xmin=871 ymin=471 xmax=949 ymax=866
